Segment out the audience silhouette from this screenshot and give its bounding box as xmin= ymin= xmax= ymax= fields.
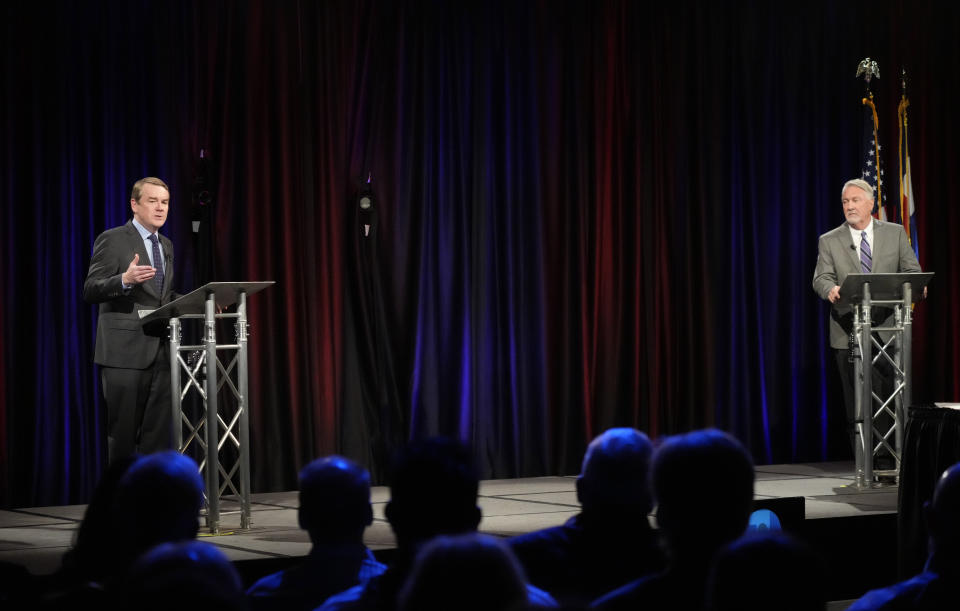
xmin=0 ymin=559 xmax=36 ymax=610
xmin=706 ymin=531 xmax=826 ymax=611
xmin=510 ymin=427 xmax=664 ymax=605
xmin=317 ymin=436 xmax=556 ymax=611
xmin=398 ymin=533 xmax=529 ymax=611
xmin=592 ymin=428 xmax=755 ymax=611
xmin=115 ymin=540 xmax=247 ymax=611
xmin=847 ymin=461 xmax=960 ymax=610
xmin=110 ymin=450 xmax=206 ymax=573
xmin=59 ymin=455 xmax=140 ymax=586
xmin=33 ymin=451 xmax=204 ymax=610
xmin=247 ymin=456 xmax=387 ymax=611
xmin=20 ymin=428 xmax=951 ymax=611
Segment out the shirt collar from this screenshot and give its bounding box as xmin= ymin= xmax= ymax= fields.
xmin=848 ymin=218 xmax=874 ymax=241
xmin=131 ymin=218 xmax=157 ymax=241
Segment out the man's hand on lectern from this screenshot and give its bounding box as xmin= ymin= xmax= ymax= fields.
xmin=828 ymin=285 xmax=841 ymax=304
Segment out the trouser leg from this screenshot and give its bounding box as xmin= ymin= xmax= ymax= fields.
xmin=835 ymin=349 xmax=857 ymax=456
xmin=139 ymin=345 xmax=173 ymax=454
xmin=102 ymin=366 xmax=149 ymax=463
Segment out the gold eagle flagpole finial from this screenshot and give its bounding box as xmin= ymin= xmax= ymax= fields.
xmin=856 ymin=58 xmax=880 ymax=93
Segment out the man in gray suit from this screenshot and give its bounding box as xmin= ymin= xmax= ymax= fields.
xmin=84 ymin=177 xmax=179 ymax=462
xmin=812 ymin=178 xmax=922 ymax=458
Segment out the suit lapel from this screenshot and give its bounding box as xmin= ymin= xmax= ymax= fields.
xmin=839 ymin=224 xmax=860 ymax=271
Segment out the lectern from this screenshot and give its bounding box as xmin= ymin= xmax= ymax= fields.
xmin=141 ymin=281 xmax=274 ymax=533
xmin=837 ymin=272 xmax=932 ymax=489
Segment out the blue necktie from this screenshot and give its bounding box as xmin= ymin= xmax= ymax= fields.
xmin=860 ymin=231 xmax=872 ymax=273
xmin=149 ymin=234 xmax=165 ymax=293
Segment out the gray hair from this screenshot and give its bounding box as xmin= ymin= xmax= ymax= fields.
xmin=841 ymin=179 xmax=874 ymax=201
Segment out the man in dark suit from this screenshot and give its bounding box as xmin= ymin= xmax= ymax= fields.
xmin=812 ymin=178 xmax=923 ymax=458
xmin=84 ymin=177 xmax=178 ymax=462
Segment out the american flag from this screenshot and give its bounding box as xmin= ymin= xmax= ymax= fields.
xmin=861 ymin=96 xmax=886 ymax=220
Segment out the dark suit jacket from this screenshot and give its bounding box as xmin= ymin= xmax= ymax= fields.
xmin=510 ymin=513 xmax=664 ymax=606
xmin=83 ymin=221 xmax=176 ymax=369
xmin=591 ymin=564 xmax=708 ymax=611
xmin=812 ymin=220 xmax=921 ymax=349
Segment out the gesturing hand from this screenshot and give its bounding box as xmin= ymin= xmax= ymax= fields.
xmin=122 ymin=253 xmax=156 ymax=285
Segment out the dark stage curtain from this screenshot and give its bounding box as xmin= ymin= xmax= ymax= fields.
xmin=2 ymin=0 xmax=959 ymax=506
xmin=898 ymin=406 xmax=960 ymax=577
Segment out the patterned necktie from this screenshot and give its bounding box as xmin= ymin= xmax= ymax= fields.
xmin=860 ymin=231 xmax=872 ymax=273
xmin=148 ymin=234 xmax=165 ymax=293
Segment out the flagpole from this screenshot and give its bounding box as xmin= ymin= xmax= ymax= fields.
xmin=857 ymin=58 xmax=883 ymax=218
xmin=898 ymin=68 xmax=912 ymax=245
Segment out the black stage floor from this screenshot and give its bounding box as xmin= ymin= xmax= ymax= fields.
xmin=1 ymin=461 xmax=897 ymax=605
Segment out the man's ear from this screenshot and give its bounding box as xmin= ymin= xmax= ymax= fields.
xmin=130 ymin=198 xmax=138 ymax=212
xmin=575 ymin=476 xmax=585 ymax=506
xmin=363 ymin=503 xmax=374 ymax=527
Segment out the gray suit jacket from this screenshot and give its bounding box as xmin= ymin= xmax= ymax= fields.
xmin=83 ymin=221 xmax=176 ymax=369
xmin=812 ymin=220 xmax=921 ymax=349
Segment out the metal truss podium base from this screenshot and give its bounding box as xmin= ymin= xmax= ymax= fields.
xmin=141 ymin=281 xmax=274 ymax=534
xmin=839 ymin=273 xmax=932 ymax=491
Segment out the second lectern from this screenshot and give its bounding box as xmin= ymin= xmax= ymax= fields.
xmin=837 ymin=272 xmax=932 ymax=489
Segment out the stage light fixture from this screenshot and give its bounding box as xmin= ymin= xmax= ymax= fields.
xmin=357 ymin=173 xmax=375 ymax=237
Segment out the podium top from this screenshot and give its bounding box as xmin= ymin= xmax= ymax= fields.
xmin=140 ymin=281 xmax=275 ymax=323
xmin=837 ymin=272 xmax=933 ymax=306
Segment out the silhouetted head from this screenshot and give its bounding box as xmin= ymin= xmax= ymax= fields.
xmin=112 ymin=451 xmax=205 ymax=565
xmin=577 ymin=427 xmax=654 ymax=518
xmin=652 ymin=429 xmax=754 ymax=561
xmin=62 ymin=454 xmax=139 ymax=580
xmin=925 ymin=462 xmax=960 ymax=567
xmin=298 ymin=455 xmax=373 ymax=546
xmin=385 ymin=437 xmax=481 ymax=549
xmin=707 ymin=531 xmax=825 ymax=611
xmin=397 ymin=533 xmax=527 ymax=611
xmin=119 ymin=540 xmax=246 ymax=611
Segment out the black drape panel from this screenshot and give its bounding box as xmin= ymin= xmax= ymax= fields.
xmin=898 ymin=406 xmax=960 ymax=577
